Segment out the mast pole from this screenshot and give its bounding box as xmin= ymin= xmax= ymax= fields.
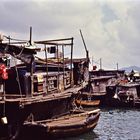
xmin=62 ymin=45 xmax=65 ymax=89
xmin=29 ymin=26 xmax=32 ymax=45
xmin=79 ymin=30 xmax=89 ymax=63
xmin=45 ymin=45 xmax=48 ymax=93
xmin=29 ymin=26 xmax=34 ymax=96
xmin=117 ymin=63 xmax=118 ymax=70
xmin=70 ymin=38 xmax=73 ymax=87
xmin=100 ymin=58 xmax=102 ymax=70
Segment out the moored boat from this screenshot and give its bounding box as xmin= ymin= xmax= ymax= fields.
xmin=76 ymin=98 xmax=100 ymax=107
xmin=75 ymin=92 xmax=100 ymax=107
xmin=106 ymin=82 xmax=140 ymax=107
xmin=20 ymin=109 xmax=100 ymax=139
xmin=75 ymin=68 xmax=126 ymax=107
xmin=0 ymin=31 xmax=90 ymax=139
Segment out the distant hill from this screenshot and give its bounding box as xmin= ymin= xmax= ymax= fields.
xmin=121 ymin=66 xmax=140 ymax=73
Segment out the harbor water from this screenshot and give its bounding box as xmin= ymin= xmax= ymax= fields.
xmin=61 ymin=107 xmax=140 ymax=140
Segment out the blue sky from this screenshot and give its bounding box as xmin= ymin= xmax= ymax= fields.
xmin=0 ymin=0 xmax=140 ymax=69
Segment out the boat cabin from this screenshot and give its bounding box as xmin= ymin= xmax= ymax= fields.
xmin=106 ymin=82 xmax=140 ymax=107
xmin=90 ymin=76 xmax=116 ymax=95
xmin=90 ymin=69 xmax=125 ymax=78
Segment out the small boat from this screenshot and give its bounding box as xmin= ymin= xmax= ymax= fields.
xmin=89 ymin=69 xmax=125 ymax=105
xmin=20 ymin=109 xmax=100 ymax=139
xmin=76 ymin=99 xmax=100 ymax=107
xmin=106 ymin=82 xmax=140 ymax=107
xmin=75 ymin=92 xmax=101 ymax=107
xmin=75 ymin=75 xmax=117 ymax=107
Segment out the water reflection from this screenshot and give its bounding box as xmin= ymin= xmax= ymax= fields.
xmin=59 ymin=131 xmax=99 ymax=140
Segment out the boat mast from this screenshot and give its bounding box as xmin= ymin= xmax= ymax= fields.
xmin=100 ymin=58 xmax=102 ymax=70
xmin=45 ymin=45 xmax=48 ymax=93
xmin=116 ymin=63 xmax=119 ymax=71
xmin=29 ymin=27 xmax=34 ymax=96
xmin=29 ymin=26 xmax=32 ymax=46
xmin=62 ymin=45 xmax=65 ymax=89
xmin=79 ymin=29 xmax=89 ymax=67
xmin=70 ymin=38 xmax=73 ymax=87
xmin=56 ymin=45 xmax=60 ymax=91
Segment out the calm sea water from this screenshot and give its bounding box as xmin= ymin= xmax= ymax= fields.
xmin=61 ymin=107 xmax=140 ymax=140
xmin=2 ymin=107 xmax=139 ymax=140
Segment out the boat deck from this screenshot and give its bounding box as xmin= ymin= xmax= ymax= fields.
xmin=0 ymin=85 xmax=84 ymax=104
xmin=47 ymin=115 xmax=86 ymax=127
xmin=82 ymin=92 xmax=106 ymax=96
xmin=24 ymin=109 xmax=100 ymax=127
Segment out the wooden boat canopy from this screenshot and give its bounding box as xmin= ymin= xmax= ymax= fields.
xmin=35 ymin=37 xmax=73 ymax=46
xmin=0 ymin=43 xmax=40 ymax=64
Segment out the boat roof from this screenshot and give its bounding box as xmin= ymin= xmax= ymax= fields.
xmin=91 ymin=75 xmax=115 ymax=81
xmin=90 ymin=69 xmax=125 ymax=76
xmin=117 ymin=83 xmax=140 ymax=88
xmin=25 ymin=71 xmax=66 ymax=77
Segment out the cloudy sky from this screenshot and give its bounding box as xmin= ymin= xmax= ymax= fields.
xmin=0 ymin=0 xmax=140 ymax=69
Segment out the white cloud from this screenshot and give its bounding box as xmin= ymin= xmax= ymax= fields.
xmin=0 ymin=0 xmax=140 ymax=69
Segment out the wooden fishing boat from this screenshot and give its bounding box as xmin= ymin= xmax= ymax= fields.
xmin=76 ymin=98 xmax=100 ymax=107
xmin=75 ymin=75 xmax=117 ymax=108
xmin=89 ymin=70 xmax=125 ymax=105
xmin=0 ymin=30 xmax=90 ymax=139
xmin=20 ymin=109 xmax=100 ymax=139
xmin=75 ymin=91 xmax=100 ymax=107
xmin=106 ymin=82 xmax=140 ymax=107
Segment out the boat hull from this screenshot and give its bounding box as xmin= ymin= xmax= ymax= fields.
xmin=47 ymin=113 xmax=100 ymax=138
xmin=20 ymin=109 xmax=100 ymax=139
xmin=76 ymin=99 xmax=100 ymax=107
xmin=0 ymin=93 xmax=73 ymax=139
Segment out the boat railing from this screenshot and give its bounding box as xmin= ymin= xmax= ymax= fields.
xmin=1 ymin=94 xmax=26 ymax=99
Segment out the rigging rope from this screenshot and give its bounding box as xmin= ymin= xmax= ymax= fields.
xmin=13 ymin=56 xmax=23 ymax=100
xmin=3 ymin=35 xmax=28 ymax=42
xmin=3 ymin=82 xmax=6 ymax=116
